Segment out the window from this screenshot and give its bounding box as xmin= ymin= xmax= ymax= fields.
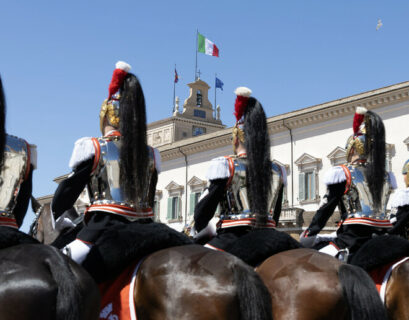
xmin=194 ymin=109 xmax=206 ymax=118
xmin=189 ymin=191 xmax=202 ymax=215
xmin=167 ymin=196 xmax=180 ymax=220
xmin=295 ymin=153 xmax=321 ymax=204
xmin=193 ymin=126 xmax=206 ymax=136
xmin=196 ymin=90 xmax=202 ymax=107
xmin=299 ymin=171 xmax=316 ymax=201
xmin=327 ymin=147 xmax=347 ymax=166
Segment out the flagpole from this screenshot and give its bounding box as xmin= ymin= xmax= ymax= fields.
xmin=214 ymin=73 xmax=217 ymax=118
xmin=195 ymin=29 xmax=198 ymax=80
xmin=173 ymin=64 xmax=176 ymax=115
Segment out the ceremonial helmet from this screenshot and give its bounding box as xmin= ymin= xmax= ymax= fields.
xmin=99 ymin=61 xmax=149 ymax=204
xmin=232 ymin=87 xmax=252 ymax=147
xmin=345 ymin=107 xmax=367 ymax=163
xmin=232 ymin=87 xmax=272 ymax=228
xmin=345 ymin=107 xmax=386 ymax=165
xmin=346 ymin=107 xmax=386 ymax=209
xmin=99 ymin=61 xmax=132 ymax=134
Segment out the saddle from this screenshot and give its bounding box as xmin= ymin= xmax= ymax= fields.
xmin=82 ymin=221 xmax=192 ymax=283
xmin=349 ymin=235 xmax=409 ymax=271
xmin=227 ymin=228 xmax=302 ymax=267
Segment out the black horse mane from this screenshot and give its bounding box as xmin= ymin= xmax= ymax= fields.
xmin=0 ymin=77 xmax=6 ymax=168
xmin=244 ymin=97 xmax=272 ymax=228
xmin=119 ymin=73 xmax=148 ymax=203
xmin=364 ymin=110 xmax=385 ymax=211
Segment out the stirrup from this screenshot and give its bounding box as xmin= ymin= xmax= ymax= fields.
xmin=337 ymin=248 xmax=349 ymax=262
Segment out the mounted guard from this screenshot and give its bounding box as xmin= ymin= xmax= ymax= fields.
xmin=0 ymin=78 xmax=36 ymax=231
xmin=194 ymin=87 xmax=299 ymax=265
xmin=0 ymin=75 xmax=100 ymax=320
xmin=302 ymin=107 xmax=396 ymax=261
xmin=50 ymin=65 xmax=273 ymax=320
xmin=52 ymin=61 xmax=190 ymax=268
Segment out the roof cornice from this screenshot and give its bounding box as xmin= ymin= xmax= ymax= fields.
xmin=159 ymin=81 xmax=409 ymax=162
xmin=148 ymin=115 xmax=224 ymax=130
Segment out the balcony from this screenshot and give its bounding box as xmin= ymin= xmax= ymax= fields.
xmin=278 ymin=207 xmax=304 ymax=228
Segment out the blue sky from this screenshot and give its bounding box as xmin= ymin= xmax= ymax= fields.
xmin=1 ymin=1 xmax=409 ymax=231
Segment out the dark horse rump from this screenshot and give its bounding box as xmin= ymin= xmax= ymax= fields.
xmin=0 ymin=243 xmax=100 ymax=320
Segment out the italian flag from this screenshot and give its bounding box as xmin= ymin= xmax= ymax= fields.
xmin=198 ymin=33 xmax=219 ymax=57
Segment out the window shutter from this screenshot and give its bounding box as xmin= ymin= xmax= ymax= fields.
xmin=298 ymin=172 xmax=305 ymax=201
xmin=167 ymin=197 xmax=173 ymax=220
xmin=189 ymin=193 xmax=196 ymax=215
xmin=311 ymin=171 xmax=316 ymax=200
xmin=177 ymin=197 xmax=181 ymax=219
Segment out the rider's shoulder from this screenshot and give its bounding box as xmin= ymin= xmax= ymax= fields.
xmin=206 ymin=156 xmax=232 ymax=180
xmin=324 ymin=165 xmax=347 ymax=186
xmin=5 ymin=134 xmax=37 ymax=169
xmin=68 ymin=137 xmax=96 ymax=170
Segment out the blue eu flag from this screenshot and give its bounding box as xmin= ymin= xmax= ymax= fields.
xmin=215 ymin=77 xmax=224 ymax=91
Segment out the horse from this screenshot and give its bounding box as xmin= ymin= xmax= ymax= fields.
xmin=0 ymin=234 xmax=100 ymax=320
xmin=31 ymin=201 xmax=273 ymax=320
xmin=256 ymin=248 xmax=389 ymax=320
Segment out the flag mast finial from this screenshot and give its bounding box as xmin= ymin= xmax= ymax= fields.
xmin=195 ymin=29 xmax=198 ymax=80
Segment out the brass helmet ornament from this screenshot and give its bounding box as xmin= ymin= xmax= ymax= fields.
xmin=232 ymin=87 xmax=252 ymax=148
xmin=99 ymin=61 xmax=132 ymax=134
xmin=346 ymin=106 xmax=367 ymax=163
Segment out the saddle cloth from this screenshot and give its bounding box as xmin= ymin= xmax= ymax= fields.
xmin=368 ymin=256 xmax=409 ymax=303
xmin=99 ymin=260 xmax=142 ymax=320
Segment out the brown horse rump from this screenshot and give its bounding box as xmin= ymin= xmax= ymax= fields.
xmin=99 ymin=259 xmax=141 ymax=320
xmin=82 ymin=221 xmax=192 ymax=283
xmin=350 ymin=235 xmax=409 ymax=271
xmin=227 ymin=228 xmax=302 ymax=267
xmin=0 ymin=226 xmax=39 ymax=249
xmin=368 ymin=258 xmax=407 ymax=293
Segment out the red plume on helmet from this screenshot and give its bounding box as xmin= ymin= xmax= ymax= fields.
xmin=108 ymin=61 xmax=132 ymax=100
xmin=352 ymin=106 xmax=367 ymax=136
xmin=234 ymin=87 xmax=252 ymax=122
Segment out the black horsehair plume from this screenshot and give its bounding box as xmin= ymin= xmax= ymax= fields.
xmin=0 ymin=77 xmax=6 ymax=169
xmin=244 ymin=97 xmax=272 ymax=228
xmin=119 ymin=73 xmax=149 ymax=204
xmin=364 ymin=110 xmax=386 ymax=211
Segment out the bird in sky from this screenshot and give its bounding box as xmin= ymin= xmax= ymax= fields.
xmin=376 ymin=19 xmax=383 ymax=31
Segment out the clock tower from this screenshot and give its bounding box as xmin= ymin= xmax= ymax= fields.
xmin=147 ymin=78 xmax=224 ymax=147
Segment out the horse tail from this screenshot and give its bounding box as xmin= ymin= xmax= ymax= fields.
xmin=233 ymin=263 xmax=272 ymax=320
xmin=43 ymin=246 xmax=82 ymax=320
xmin=338 ymin=264 xmax=387 ymax=320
